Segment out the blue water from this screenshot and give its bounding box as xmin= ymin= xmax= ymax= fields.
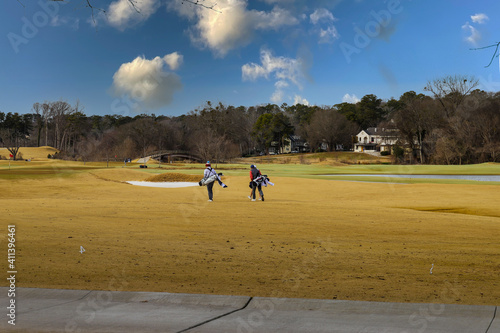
xmin=328 ymin=174 xmax=500 ymax=182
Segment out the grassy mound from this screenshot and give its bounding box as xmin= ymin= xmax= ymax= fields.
xmin=145 ymin=172 xmax=201 ymax=182
xmin=0 ymin=146 xmax=60 ymax=160
xmin=90 ymin=168 xmax=153 ymax=182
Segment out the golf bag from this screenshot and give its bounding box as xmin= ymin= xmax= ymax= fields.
xmin=249 ymin=174 xmax=270 ymax=188
xmin=199 ymin=173 xmax=223 ymax=186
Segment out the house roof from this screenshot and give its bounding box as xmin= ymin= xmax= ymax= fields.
xmin=357 ymin=130 xmax=369 ymax=137
xmin=363 ymin=127 xmax=399 ymax=137
xmin=289 ymin=135 xmax=305 ymax=143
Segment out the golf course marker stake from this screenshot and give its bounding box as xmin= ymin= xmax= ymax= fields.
xmin=80 ymin=246 xmax=85 ymax=254
xmin=430 ymin=263 xmax=434 ymax=274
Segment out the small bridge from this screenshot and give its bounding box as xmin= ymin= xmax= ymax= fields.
xmin=145 ymin=150 xmax=203 ymax=163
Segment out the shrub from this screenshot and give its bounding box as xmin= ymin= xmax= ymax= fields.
xmin=380 ymin=151 xmax=390 ymax=156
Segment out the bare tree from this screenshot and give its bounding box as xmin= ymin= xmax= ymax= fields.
xmin=194 ymin=127 xmax=226 ymax=164
xmin=65 ymin=102 xmax=88 ymax=155
xmin=31 ymin=103 xmax=44 ymax=147
xmin=40 ymin=102 xmax=51 ymax=147
xmin=392 ymin=91 xmax=440 ymax=163
xmin=48 ymin=100 xmax=73 ymax=150
xmin=157 ymin=117 xmax=183 ymax=151
xmin=424 ymin=75 xmax=479 ymax=118
xmin=126 ymin=116 xmax=160 ymax=163
xmin=456 ymin=91 xmax=500 ymax=163
xmin=305 ymin=108 xmax=357 ymax=152
xmin=473 ymin=97 xmax=500 ymax=161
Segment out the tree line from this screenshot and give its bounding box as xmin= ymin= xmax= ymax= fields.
xmin=1 ymin=75 xmax=499 ymax=165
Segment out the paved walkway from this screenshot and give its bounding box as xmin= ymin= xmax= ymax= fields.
xmin=1 ymin=287 xmax=498 ymax=332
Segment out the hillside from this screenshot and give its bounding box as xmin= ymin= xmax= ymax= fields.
xmin=0 ymin=146 xmax=60 ymax=160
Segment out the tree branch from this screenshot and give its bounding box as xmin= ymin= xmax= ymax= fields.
xmin=44 ymin=0 xmax=221 ymax=13
xmin=83 ymin=0 xmax=106 ymax=27
xmin=470 ymin=42 xmax=500 ymax=68
xmin=182 ymin=0 xmax=221 ymax=13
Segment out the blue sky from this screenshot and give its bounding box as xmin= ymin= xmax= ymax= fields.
xmin=1 ymin=0 xmax=500 ymax=117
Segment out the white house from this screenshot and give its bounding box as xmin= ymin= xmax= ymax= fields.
xmin=354 ymin=127 xmax=399 ymax=153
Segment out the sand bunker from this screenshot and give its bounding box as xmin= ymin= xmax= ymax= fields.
xmin=127 ymin=181 xmax=199 ymax=188
xmin=127 ymin=172 xmax=201 ymax=187
xmin=145 ymin=172 xmax=201 ymax=182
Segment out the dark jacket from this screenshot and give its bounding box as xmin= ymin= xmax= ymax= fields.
xmin=250 ymin=167 xmax=261 ymax=180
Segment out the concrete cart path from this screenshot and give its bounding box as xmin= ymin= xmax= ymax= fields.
xmin=1 ymin=287 xmax=498 ymax=333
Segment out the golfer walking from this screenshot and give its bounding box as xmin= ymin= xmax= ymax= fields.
xmin=249 ymin=164 xmax=264 ymax=202
xmin=203 ymin=161 xmax=227 ymax=202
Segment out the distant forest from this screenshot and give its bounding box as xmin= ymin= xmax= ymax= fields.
xmin=1 ymin=75 xmax=499 ymax=165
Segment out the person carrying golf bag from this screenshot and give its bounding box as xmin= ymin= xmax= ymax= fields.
xmin=202 ymin=161 xmax=227 ymax=202
xmin=249 ymin=164 xmax=264 ymax=202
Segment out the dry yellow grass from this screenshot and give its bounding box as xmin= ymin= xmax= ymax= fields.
xmin=0 ymin=162 xmax=499 ymax=306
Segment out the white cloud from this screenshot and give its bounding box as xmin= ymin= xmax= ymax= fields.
xmin=319 ymin=26 xmax=339 ymax=44
xmin=275 ymin=80 xmax=289 ymax=89
xmin=471 ymin=13 xmax=488 ymax=24
xmin=309 ymin=8 xmax=339 ymax=44
xmin=112 ymin=53 xmax=183 ymax=109
xmin=242 ymin=48 xmax=305 ymax=104
xmin=460 ymin=14 xmax=488 ymax=46
xmin=188 ymin=0 xmax=253 ymax=57
xmin=171 ymin=0 xmax=298 ymax=57
xmin=462 ymin=22 xmax=481 ymax=45
xmin=50 ymin=15 xmax=66 ymax=27
xmin=293 ymin=95 xmax=309 ymax=105
xmin=242 ymin=49 xmax=303 ymax=87
xmin=342 ymin=94 xmax=360 ymax=103
xmin=51 ymin=16 xmax=80 ymax=30
xmin=271 ymin=89 xmax=284 ymax=103
xmin=106 ymin=0 xmax=160 ymax=30
xmin=253 ymin=6 xmax=299 ymax=30
xmin=310 ymin=8 xmax=335 ymax=25
xmin=163 ymin=52 xmax=183 ymax=70
xmin=259 ymin=0 xmax=295 ymax=3
xmin=241 ymin=63 xmax=268 ymax=81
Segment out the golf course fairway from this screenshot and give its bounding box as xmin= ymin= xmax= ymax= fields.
xmin=1 ymin=159 xmax=499 ymax=306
